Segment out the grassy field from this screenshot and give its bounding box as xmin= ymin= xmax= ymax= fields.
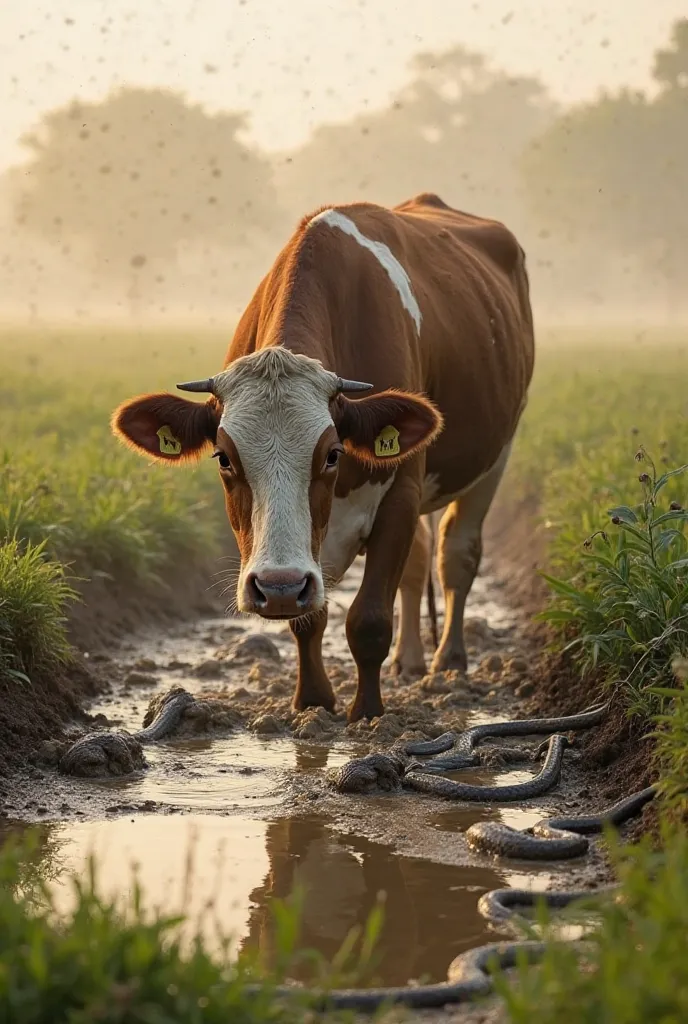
xmin=0 ymin=324 xmax=687 ymax=1020
xmin=0 ymin=328 xmax=231 ymax=680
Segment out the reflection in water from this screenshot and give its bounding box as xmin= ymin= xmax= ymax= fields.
xmin=0 ymin=811 xmax=514 ymax=985
xmin=240 ymin=815 xmax=511 ymax=986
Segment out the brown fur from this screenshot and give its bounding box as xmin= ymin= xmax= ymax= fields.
xmin=112 ymin=193 xmax=534 ymax=720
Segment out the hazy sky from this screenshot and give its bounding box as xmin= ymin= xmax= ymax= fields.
xmin=1 ymin=0 xmax=685 ymax=171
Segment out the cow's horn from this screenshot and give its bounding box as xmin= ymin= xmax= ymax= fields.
xmin=336 ymin=377 xmax=374 ymax=393
xmin=176 ymin=377 xmax=216 ymax=394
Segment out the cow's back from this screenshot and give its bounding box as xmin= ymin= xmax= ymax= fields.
xmin=390 ymin=193 xmax=535 ymax=502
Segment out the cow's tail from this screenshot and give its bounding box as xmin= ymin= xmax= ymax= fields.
xmin=425 ymin=514 xmax=439 ymax=649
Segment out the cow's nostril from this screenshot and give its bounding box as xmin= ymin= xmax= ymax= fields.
xmin=297 ymin=573 xmax=316 ymax=607
xmin=247 ymin=573 xmax=268 ymax=607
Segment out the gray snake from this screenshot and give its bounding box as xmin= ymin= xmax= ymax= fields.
xmin=331 ymin=733 xmax=572 ymax=802
xmin=467 ymin=785 xmax=656 ymax=859
xmin=248 ymin=940 xmax=548 ymax=1011
xmin=59 ymin=688 xmax=197 ymax=777
xmin=394 ymin=703 xmax=608 ymax=771
xmin=331 ymin=704 xmax=608 ymax=800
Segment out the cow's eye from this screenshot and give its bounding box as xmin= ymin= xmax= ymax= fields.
xmin=325 ymin=445 xmax=344 ymax=470
xmin=212 ymin=449 xmax=232 ymax=471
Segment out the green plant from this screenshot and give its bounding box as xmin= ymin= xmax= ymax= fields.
xmin=538 ymin=452 xmax=687 ymax=718
xmin=497 ymin=823 xmax=688 ymax=1022
xmin=0 ymin=832 xmax=382 ymax=1023
xmin=0 ymin=539 xmax=76 ymax=683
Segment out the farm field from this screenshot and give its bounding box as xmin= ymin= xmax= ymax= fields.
xmin=0 ymin=324 xmax=686 ymax=1022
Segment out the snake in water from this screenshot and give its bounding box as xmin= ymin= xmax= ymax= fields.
xmin=330 ymin=704 xmax=608 ymax=800
xmin=466 ymin=784 xmax=656 ymax=859
xmin=247 ymin=940 xmax=548 ymax=1011
xmin=59 ymin=688 xmax=198 ymax=777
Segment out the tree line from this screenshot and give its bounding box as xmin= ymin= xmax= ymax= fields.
xmin=3 ymin=18 xmax=687 ymax=320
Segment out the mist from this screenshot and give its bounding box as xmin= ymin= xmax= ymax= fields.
xmin=1 ymin=3 xmax=686 ymax=328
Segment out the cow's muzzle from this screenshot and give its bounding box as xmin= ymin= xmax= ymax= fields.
xmin=244 ymin=569 xmax=318 ymax=619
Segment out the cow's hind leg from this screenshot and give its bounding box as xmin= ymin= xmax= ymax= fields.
xmin=432 ymin=446 xmax=510 ymax=673
xmin=291 ymin=608 xmax=336 ymax=711
xmin=391 ymin=517 xmax=432 ymax=678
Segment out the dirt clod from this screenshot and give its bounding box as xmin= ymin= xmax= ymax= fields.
xmin=220 ymin=634 xmax=281 ymax=664
xmin=124 ymin=671 xmax=158 ymax=687
xmin=250 ymin=713 xmax=284 ymax=735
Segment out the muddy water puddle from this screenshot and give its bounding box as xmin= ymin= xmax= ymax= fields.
xmin=3 ymin=557 xmax=579 ymax=987
xmin=0 ymin=806 xmax=554 ymax=985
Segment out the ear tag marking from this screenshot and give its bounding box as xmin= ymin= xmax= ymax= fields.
xmin=157 ymin=425 xmax=182 ymax=456
xmin=374 ymin=425 xmax=401 ymax=457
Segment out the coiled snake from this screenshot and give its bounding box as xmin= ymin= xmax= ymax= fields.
xmin=59 ymin=688 xmax=198 ymax=777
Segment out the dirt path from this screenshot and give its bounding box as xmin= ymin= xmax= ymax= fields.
xmin=0 ymin=552 xmax=630 ymax=1021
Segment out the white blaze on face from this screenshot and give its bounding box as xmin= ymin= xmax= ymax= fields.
xmin=213 ymin=349 xmax=338 ymax=610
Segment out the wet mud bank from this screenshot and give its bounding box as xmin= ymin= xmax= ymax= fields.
xmin=0 ymin=555 xmax=225 ymax=775
xmin=0 ymin=531 xmax=650 ymax=1020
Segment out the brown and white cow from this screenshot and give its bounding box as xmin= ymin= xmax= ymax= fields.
xmin=112 ymin=193 xmax=534 ymax=722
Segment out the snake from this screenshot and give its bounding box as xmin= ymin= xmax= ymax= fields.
xmin=331 ymin=704 xmax=608 ymax=797
xmin=247 ymin=940 xmax=548 ymax=1011
xmin=331 ymin=733 xmax=570 ymax=801
xmin=478 ymin=885 xmax=618 ymax=926
xmin=466 ymin=785 xmax=656 ymax=859
xmin=58 ymin=688 xmax=197 ymax=777
xmin=396 ymin=703 xmax=609 ymax=772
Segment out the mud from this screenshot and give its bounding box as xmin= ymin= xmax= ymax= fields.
xmin=0 ymin=547 xmax=650 ymax=1020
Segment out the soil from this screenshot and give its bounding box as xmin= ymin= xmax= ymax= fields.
xmin=0 ymin=495 xmax=659 ymax=1023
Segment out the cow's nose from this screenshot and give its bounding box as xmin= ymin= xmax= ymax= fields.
xmin=245 ymin=570 xmax=317 ymax=618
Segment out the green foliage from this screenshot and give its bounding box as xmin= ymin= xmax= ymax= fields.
xmin=0 ymin=539 xmax=75 ymax=684
xmin=0 ymin=833 xmax=382 ymax=1023
xmin=497 ymin=825 xmax=688 ymax=1022
xmin=538 ymin=452 xmax=687 ymax=718
xmin=0 ymin=329 xmax=227 ymax=585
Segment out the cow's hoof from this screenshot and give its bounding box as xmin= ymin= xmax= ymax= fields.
xmin=347 ymin=697 xmax=385 ymax=723
xmin=292 ymin=686 xmax=337 ymax=714
xmin=430 ymin=648 xmax=468 ymax=674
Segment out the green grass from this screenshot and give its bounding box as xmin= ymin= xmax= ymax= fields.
xmin=0 ymin=832 xmax=385 ymax=1023
xmin=0 ymin=328 xmax=231 ymax=685
xmin=0 ymin=329 xmax=230 ymax=584
xmin=0 ymin=539 xmax=76 ymax=684
xmin=496 ymin=824 xmax=688 ymax=1023
xmin=506 ymin=336 xmax=687 ymax=792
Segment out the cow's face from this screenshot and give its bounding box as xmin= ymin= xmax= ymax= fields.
xmin=113 ymin=349 xmax=442 ymax=620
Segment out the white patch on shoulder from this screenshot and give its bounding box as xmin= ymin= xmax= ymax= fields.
xmin=320 ymin=476 xmax=396 ymax=583
xmin=309 ymin=209 xmax=422 ymax=334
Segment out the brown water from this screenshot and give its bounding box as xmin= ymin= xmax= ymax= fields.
xmin=1 ymin=557 xmax=573 ymax=987
xmin=0 ymin=802 xmax=555 ymax=986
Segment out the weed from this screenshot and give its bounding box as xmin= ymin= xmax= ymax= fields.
xmin=538 ymin=453 xmax=688 ymax=718
xmin=0 ymin=539 xmax=76 ymax=683
xmin=496 ymin=823 xmax=688 ymax=1022
xmin=0 ymin=832 xmax=380 ymax=1022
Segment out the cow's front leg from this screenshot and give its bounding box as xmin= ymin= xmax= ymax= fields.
xmin=346 ymin=480 xmax=419 ymax=722
xmin=290 ymin=608 xmax=336 ymax=712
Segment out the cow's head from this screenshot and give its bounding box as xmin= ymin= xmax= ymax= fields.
xmin=112 ymin=348 xmax=442 ymax=619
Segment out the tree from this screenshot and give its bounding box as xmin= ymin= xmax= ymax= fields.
xmin=274 ymin=46 xmax=556 ymax=235
xmin=520 ymin=19 xmax=688 ymax=315
xmin=653 ymin=18 xmax=688 ymax=91
xmin=10 ymin=87 xmax=282 ymax=316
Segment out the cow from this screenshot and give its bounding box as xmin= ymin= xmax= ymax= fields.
xmin=112 ymin=193 xmax=535 ymax=722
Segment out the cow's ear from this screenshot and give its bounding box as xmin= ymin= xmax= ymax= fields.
xmin=333 ymin=390 xmax=443 ymax=467
xmin=111 ymin=393 xmax=220 ymax=464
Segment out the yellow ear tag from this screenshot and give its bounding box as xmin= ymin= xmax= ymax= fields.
xmin=156 ymin=425 xmax=182 ymax=456
xmin=374 ymin=424 xmax=401 ymax=458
